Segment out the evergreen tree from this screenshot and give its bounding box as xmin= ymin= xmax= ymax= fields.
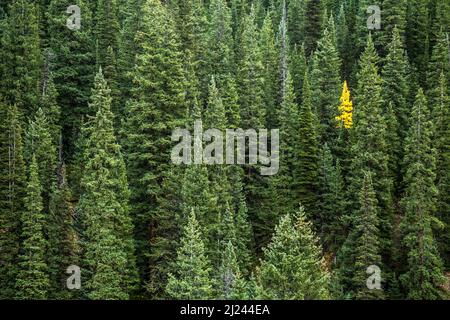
xmin=302 ymin=0 xmax=325 ymax=56
xmin=310 ymin=15 xmax=342 ymax=148
xmin=260 ymin=12 xmax=279 ymax=128
xmin=47 ymin=147 xmax=79 ymax=299
xmin=216 ymin=241 xmax=249 ymax=299
xmin=290 ymin=43 xmax=307 ymax=106
xmin=121 ymin=0 xmax=186 ymax=293
xmin=80 ymin=70 xmax=137 ymax=299
xmin=95 ymin=0 xmax=120 ymax=69
xmin=272 ymin=72 xmax=299 ymax=216
xmin=0 ymin=104 xmax=26 ymax=299
xmin=166 ymin=210 xmax=213 ymax=299
xmin=318 ymin=143 xmax=346 ymax=252
xmin=256 ymin=207 xmax=330 ymax=299
xmin=349 ymin=35 xmax=393 ymax=262
xmin=405 ymin=0 xmax=430 ymax=85
xmin=433 ymin=73 xmax=450 ymax=267
xmin=430 ymin=0 xmax=450 ymax=43
xmin=40 ymin=74 xmax=61 ymax=147
xmin=382 ymin=27 xmax=410 ymax=191
xmin=116 ymin=0 xmax=142 ymax=111
xmin=295 ymin=72 xmax=320 ymax=221
xmin=427 ymin=29 xmax=449 ymax=102
xmin=15 ymin=156 xmax=49 ymax=299
xmin=46 ymin=0 xmax=95 ymax=155
xmin=0 ymin=0 xmax=41 ymax=114
xmin=352 ymin=172 xmax=384 ymax=300
xmin=287 ymin=0 xmax=304 ymax=47
xmin=399 ymin=89 xmax=446 ymax=300
xmin=207 ymin=0 xmax=235 ymax=88
xmin=355 ymin=0 xmax=381 ymax=53
xmin=336 ymin=4 xmax=353 ymax=81
xmin=380 ymin=0 xmax=407 ymax=48
xmin=228 ymin=165 xmax=254 ymax=274
xmin=237 ymin=6 xmax=265 ymax=129
xmin=25 ymin=108 xmax=57 ymax=209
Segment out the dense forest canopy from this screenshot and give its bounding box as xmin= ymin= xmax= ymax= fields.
xmin=0 ymin=0 xmax=449 ymax=300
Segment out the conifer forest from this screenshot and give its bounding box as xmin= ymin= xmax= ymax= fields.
xmin=0 ymin=0 xmax=449 ymax=301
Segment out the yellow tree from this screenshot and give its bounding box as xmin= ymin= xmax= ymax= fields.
xmin=336 ymin=81 xmax=353 ymax=129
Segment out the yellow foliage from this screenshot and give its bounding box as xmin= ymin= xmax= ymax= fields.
xmin=335 ymin=81 xmax=353 ymax=129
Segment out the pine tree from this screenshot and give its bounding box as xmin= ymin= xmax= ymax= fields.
xmin=295 ymin=72 xmax=320 ymax=221
xmin=95 ymin=0 xmax=119 ymax=69
xmin=430 ymin=0 xmax=450 ymax=43
xmin=383 ymin=27 xmax=410 ymax=140
xmin=166 ymin=209 xmax=213 ymax=300
xmin=427 ymin=30 xmax=449 ymax=103
xmin=47 ymin=159 xmax=79 ymax=299
xmin=384 ymin=102 xmax=401 ymax=192
xmin=237 ymin=6 xmax=265 ymax=129
xmin=0 ymin=103 xmax=26 ymax=299
xmin=380 ymin=0 xmax=407 ymax=48
xmin=382 ymin=27 xmax=410 ymax=191
xmin=406 ymin=0 xmax=430 ymax=85
xmin=116 ymin=0 xmax=141 ymax=110
xmin=46 ymin=0 xmax=95 ymax=155
xmin=433 ymin=73 xmax=450 ymax=267
xmin=236 ymin=7 xmax=272 ymax=260
xmin=172 ymin=0 xmax=208 ymax=94
xmin=290 ymin=43 xmax=307 ymax=106
xmin=207 ymin=0 xmax=235 ymax=89
xmin=400 ymin=89 xmax=446 ymax=300
xmin=355 ymin=0 xmax=381 ymax=53
xmin=228 ymin=165 xmax=254 ymax=274
xmin=272 ymin=72 xmax=299 ymax=216
xmin=179 ymin=163 xmax=217 ymax=264
xmin=260 ymin=12 xmax=279 ymax=128
xmin=256 ymin=207 xmax=330 ymax=299
xmin=302 ymin=0 xmax=325 ymax=56
xmin=352 ymin=172 xmax=384 ymax=300
xmin=15 ymin=156 xmax=49 ymax=299
xmin=216 ymin=241 xmax=249 ymax=299
xmin=80 ymin=70 xmax=138 ymax=299
xmin=203 ymin=77 xmax=240 ymax=269
xmin=0 ymin=0 xmax=41 ymax=114
xmin=40 ymin=73 xmax=61 ymax=147
xmin=287 ymin=0 xmax=304 ymax=47
xmin=121 ymin=0 xmax=186 ymax=293
xmin=349 ymin=35 xmax=393 ymax=262
xmin=310 ymin=15 xmax=342 ymax=148
xmin=336 ymin=4 xmax=353 ymax=81
xmin=25 ymin=108 xmax=57 ymax=209
xmin=318 ymin=143 xmax=346 ymax=252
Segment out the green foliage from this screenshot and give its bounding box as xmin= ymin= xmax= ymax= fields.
xmin=0 ymin=0 xmax=41 ymax=114
xmin=399 ymin=89 xmax=446 ymax=300
xmin=350 ymin=35 xmax=393 ymax=260
xmin=46 ymin=0 xmax=95 ymax=155
xmin=80 ymin=70 xmax=137 ymax=299
xmin=25 ymin=108 xmax=57 ymax=208
xmin=352 ymin=173 xmax=384 ymax=300
xmin=433 ymin=73 xmax=450 ymax=267
xmin=302 ymin=0 xmax=325 ymax=56
xmin=310 ymin=15 xmax=342 ymax=147
xmin=256 ymin=207 xmax=330 ymax=299
xmin=295 ymin=72 xmax=320 ymax=221
xmin=121 ymin=0 xmax=186 ymax=294
xmin=16 ymin=156 xmax=49 ymax=299
xmin=166 ymin=210 xmax=213 ymax=299
xmin=0 ymin=103 xmax=26 ymax=299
